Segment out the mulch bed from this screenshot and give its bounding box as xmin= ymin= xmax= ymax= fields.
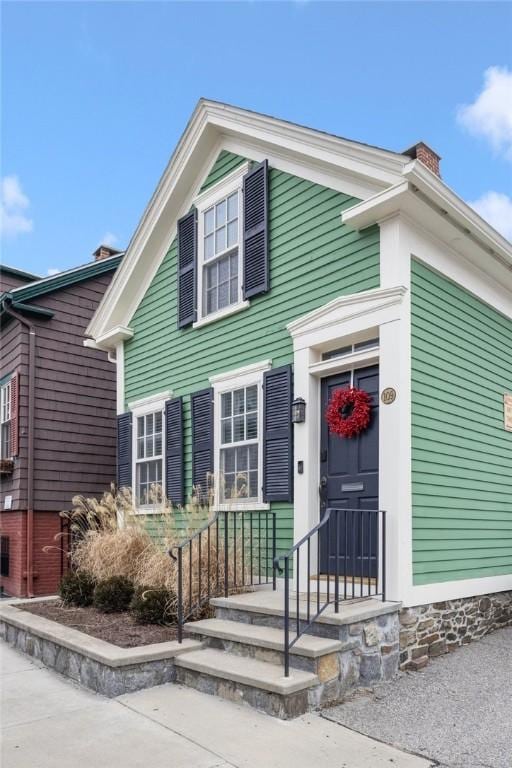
xmin=18 ymin=600 xmax=178 ymax=648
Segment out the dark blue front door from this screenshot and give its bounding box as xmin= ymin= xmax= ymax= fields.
xmin=319 ymin=365 xmax=379 ymax=576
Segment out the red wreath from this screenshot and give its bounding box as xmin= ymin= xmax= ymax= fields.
xmin=325 ymin=387 xmax=372 ymax=439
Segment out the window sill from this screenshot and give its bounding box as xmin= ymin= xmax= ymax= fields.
xmin=133 ymin=504 xmax=166 ymax=516
xmin=193 ymin=300 xmax=249 ymax=330
xmin=213 ymin=501 xmax=270 ymax=513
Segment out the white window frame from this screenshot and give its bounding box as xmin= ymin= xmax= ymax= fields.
xmin=0 ymin=379 xmax=12 ymax=460
xmin=129 ymin=392 xmax=169 ymax=514
xmin=193 ymin=162 xmax=250 ymax=329
xmin=210 ymin=360 xmax=271 ymax=512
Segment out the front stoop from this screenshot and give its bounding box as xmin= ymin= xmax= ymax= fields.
xmin=177 ymin=591 xmax=401 ymax=718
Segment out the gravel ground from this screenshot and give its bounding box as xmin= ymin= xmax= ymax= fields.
xmin=323 ymin=627 xmax=512 ymax=768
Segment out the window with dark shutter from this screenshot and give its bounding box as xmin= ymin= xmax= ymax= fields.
xmin=9 ymin=372 xmax=19 ymax=457
xmin=177 ymin=209 xmax=197 ymax=328
xmin=263 ymin=365 xmax=293 ymax=502
xmin=243 ymin=160 xmax=269 ymax=299
xmin=191 ymin=388 xmax=213 ymax=502
xmin=117 ymin=412 xmax=132 ymax=489
xmin=165 ymin=397 xmax=183 ymax=506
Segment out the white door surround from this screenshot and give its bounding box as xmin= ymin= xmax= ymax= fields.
xmin=288 ymin=285 xmax=408 ymax=601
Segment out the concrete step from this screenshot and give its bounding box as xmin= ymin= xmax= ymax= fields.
xmin=183 ymin=618 xmax=343 ymax=672
xmin=210 ymin=590 xmax=400 ymax=640
xmin=174 ymin=647 xmax=319 ymax=718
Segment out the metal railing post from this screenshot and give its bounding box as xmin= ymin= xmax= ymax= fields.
xmin=177 ymin=547 xmax=183 ymax=643
xmin=272 ymin=512 xmax=277 ymax=591
xmin=224 ymin=511 xmax=229 ymax=598
xmin=381 ymin=510 xmax=386 ymax=602
xmin=284 ymin=556 xmax=290 ymax=677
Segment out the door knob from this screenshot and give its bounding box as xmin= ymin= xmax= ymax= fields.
xmin=320 ymin=476 xmax=327 ymax=488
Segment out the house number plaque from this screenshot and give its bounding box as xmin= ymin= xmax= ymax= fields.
xmin=504 ymin=394 xmax=512 ymax=432
xmin=381 ymin=387 xmax=396 ymax=405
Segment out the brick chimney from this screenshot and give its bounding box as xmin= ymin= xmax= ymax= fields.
xmin=402 ymin=142 xmax=441 ymax=177
xmin=93 ymin=244 xmax=122 ymax=262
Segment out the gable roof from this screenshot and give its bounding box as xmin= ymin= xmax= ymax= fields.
xmin=0 ymin=265 xmax=41 ymax=283
xmin=86 ymin=99 xmax=512 ymax=346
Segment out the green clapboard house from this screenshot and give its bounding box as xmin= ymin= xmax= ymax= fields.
xmin=87 ymin=100 xmax=512 ymax=626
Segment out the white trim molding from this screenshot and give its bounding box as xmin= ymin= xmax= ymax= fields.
xmin=130 ymin=392 xmax=169 ymax=515
xmin=128 ymin=390 xmax=172 ymax=413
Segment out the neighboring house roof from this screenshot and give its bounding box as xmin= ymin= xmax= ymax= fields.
xmin=0 ymin=265 xmax=41 ymax=283
xmin=0 ymin=253 xmax=123 ymax=325
xmin=86 ymin=98 xmax=512 ymax=347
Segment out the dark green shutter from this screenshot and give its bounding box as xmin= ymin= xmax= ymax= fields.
xmin=177 ymin=209 xmax=197 ymax=328
xmin=263 ymin=365 xmax=293 ymax=502
xmin=243 ymin=160 xmax=269 ymax=299
xmin=117 ymin=412 xmax=132 ymax=489
xmin=191 ymin=388 xmax=213 ymax=502
xmin=165 ymin=397 xmax=184 ymax=506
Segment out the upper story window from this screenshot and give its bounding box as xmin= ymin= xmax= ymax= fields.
xmin=203 ymin=191 xmax=240 ymax=316
xmin=135 ymin=410 xmax=163 ymax=506
xmin=0 ymin=380 xmax=11 ymax=459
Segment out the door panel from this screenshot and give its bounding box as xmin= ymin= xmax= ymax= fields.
xmin=319 ymin=365 xmax=379 ymax=576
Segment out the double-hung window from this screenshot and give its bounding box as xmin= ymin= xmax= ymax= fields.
xmin=0 ymin=381 xmax=11 ymax=459
xmin=195 ymin=163 xmax=249 ymax=326
xmin=220 ymin=384 xmax=259 ymax=502
xmin=135 ymin=410 xmax=163 ymax=506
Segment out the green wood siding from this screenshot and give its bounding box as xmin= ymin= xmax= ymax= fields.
xmin=124 ymin=152 xmax=380 ymax=553
xmin=199 ymin=150 xmax=246 ymax=192
xmin=411 ymin=259 xmax=512 ymax=585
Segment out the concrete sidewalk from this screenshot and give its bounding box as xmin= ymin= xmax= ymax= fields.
xmin=1 ymin=642 xmax=432 ymax=768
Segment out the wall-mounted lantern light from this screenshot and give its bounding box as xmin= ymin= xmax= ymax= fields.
xmin=291 ymin=397 xmax=306 ymax=424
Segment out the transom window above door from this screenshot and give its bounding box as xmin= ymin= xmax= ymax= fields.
xmin=202 ymin=191 xmax=240 ymax=317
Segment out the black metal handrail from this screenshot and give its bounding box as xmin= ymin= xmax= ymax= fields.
xmin=170 ymin=509 xmax=277 ymax=642
xmin=274 ymin=507 xmax=386 ymax=676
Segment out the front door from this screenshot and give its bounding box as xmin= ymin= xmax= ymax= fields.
xmin=319 ymin=365 xmax=379 ymax=576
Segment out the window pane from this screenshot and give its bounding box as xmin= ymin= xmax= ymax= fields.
xmin=207 ymin=289 xmax=217 ymax=315
xmin=137 ymin=437 xmax=145 ymax=459
xmin=221 ymin=392 xmax=232 ymax=418
xmin=215 ymin=227 xmax=226 ymax=253
xmin=145 ymin=413 xmax=153 ymax=435
xmin=246 ymin=385 xmax=257 ymax=412
xmin=137 ymin=416 xmax=144 ymax=438
xmin=221 ymin=418 xmax=232 ymax=444
xmin=204 ymin=208 xmax=214 ymax=235
xmin=218 ymin=255 xmax=229 ymax=283
xmin=218 ymin=281 xmax=229 ymax=310
xmin=246 ymin=412 xmax=257 ymax=440
xmin=222 ymin=447 xmax=235 ymax=473
xmin=205 ymin=261 xmax=216 ymax=288
xmin=227 ymin=192 xmax=238 ymax=221
xmin=216 ymin=199 xmax=226 ymax=226
xmin=205 ymin=234 xmax=214 ymax=261
xmin=229 ymin=250 xmax=238 ymax=276
xmin=155 ymin=434 xmax=162 ymax=456
xmin=233 ymin=415 xmax=245 ymax=442
xmin=249 ymin=470 xmax=258 ymax=499
xmin=227 ymin=221 xmax=238 ymax=248
xmin=145 ymin=436 xmax=154 ymax=458
xmin=229 ymin=277 xmax=238 ymax=304
xmin=155 ymin=412 xmax=162 ymax=433
xmin=249 ymin=443 xmax=258 ymax=469
xmin=233 ymin=388 xmax=244 ymax=415
xmin=237 ymin=446 xmax=248 ymax=471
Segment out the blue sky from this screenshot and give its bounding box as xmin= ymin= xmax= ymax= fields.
xmin=2 ymin=1 xmax=511 ymax=276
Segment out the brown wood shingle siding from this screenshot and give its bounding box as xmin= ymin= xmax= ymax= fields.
xmin=0 ymin=270 xmax=117 ymax=513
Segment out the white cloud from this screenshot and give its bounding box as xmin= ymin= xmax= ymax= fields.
xmin=100 ymin=231 xmax=119 ymax=248
xmin=469 ymin=191 xmax=512 ymax=242
xmin=0 ymin=175 xmax=33 ymax=237
xmin=457 ymin=66 xmax=512 ymax=161
xmin=47 ymin=268 xmax=60 ymax=276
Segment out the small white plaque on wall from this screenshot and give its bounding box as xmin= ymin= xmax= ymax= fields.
xmin=504 ymin=394 xmax=512 ymax=432
xmin=4 ymin=495 xmax=12 ymax=510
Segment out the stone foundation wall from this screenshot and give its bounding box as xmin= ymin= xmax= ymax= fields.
xmin=399 ymin=591 xmax=512 ymax=671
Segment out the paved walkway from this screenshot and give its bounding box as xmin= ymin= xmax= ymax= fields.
xmin=323 ymin=627 xmax=512 ymax=768
xmin=0 ymin=642 xmax=431 ymax=768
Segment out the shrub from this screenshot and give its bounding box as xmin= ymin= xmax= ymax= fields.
xmin=93 ymin=576 xmax=134 ymax=613
xmin=130 ymin=586 xmax=177 ymax=625
xmin=59 ymin=571 xmax=95 ymax=607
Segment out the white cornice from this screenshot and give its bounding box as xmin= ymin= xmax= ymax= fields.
xmin=287 ymin=285 xmax=407 ymax=339
xmin=94 ymin=325 xmax=134 ymax=351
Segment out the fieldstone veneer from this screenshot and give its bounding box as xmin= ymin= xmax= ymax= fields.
xmin=399 ymin=591 xmax=512 ymax=671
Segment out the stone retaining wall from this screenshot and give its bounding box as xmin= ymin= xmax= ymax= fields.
xmin=399 ymin=591 xmax=512 ymax=671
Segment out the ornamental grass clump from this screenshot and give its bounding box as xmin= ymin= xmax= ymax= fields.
xmin=59 ymin=571 xmax=95 ymax=607
xmin=130 ymin=586 xmax=177 ymax=625
xmin=93 ymin=576 xmax=135 ymax=613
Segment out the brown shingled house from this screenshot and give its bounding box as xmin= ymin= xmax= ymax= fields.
xmin=0 ymin=247 xmax=122 ymax=597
